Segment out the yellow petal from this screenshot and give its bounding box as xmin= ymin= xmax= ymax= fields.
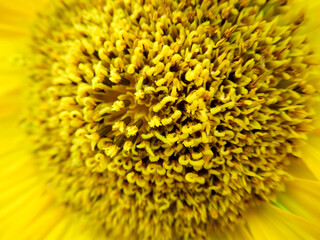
xmin=286 ymin=149 xmax=317 ymax=181
xmin=226 ymin=225 xmax=254 ymax=240
xmin=298 ymin=136 xmax=320 ymax=180
xmin=246 ymin=202 xmax=320 ymax=240
xmin=0 ymin=1 xmax=47 ymax=20
xmin=288 ymin=0 xmax=320 ymax=54
xmin=277 ymin=178 xmax=320 ymax=224
xmin=0 ymin=145 xmax=105 ymax=240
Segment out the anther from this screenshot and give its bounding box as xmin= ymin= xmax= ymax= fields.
xmin=97 ymin=125 xmax=112 ymax=137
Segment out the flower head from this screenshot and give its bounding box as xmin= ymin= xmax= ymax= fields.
xmin=1 ymin=0 xmax=320 ymax=239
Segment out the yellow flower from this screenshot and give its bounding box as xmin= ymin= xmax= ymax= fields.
xmin=1 ymin=0 xmax=320 ymax=239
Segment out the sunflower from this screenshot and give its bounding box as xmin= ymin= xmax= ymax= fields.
xmin=1 ymin=0 xmax=320 ymax=239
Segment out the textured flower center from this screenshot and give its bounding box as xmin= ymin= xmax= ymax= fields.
xmin=26 ymin=0 xmax=317 ymax=239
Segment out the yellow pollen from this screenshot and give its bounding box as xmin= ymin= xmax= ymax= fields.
xmin=148 ymin=116 xmax=162 ymax=128
xmin=126 ymin=126 xmax=139 ymax=136
xmin=134 ymin=90 xmax=145 ymax=100
xmin=25 ymin=0 xmax=319 ymax=239
xmin=112 ymin=100 xmax=125 ymax=112
xmin=105 ymin=145 xmax=120 ymax=158
xmin=110 ymin=68 xmax=122 ymax=84
xmin=123 ymin=141 xmax=134 ymax=152
xmin=113 ymin=121 xmax=126 ymax=133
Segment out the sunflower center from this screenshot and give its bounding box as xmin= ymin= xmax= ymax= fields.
xmin=26 ymin=0 xmax=316 ymax=239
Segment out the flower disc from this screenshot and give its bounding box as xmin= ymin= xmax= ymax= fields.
xmin=26 ymin=0 xmax=317 ymax=239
